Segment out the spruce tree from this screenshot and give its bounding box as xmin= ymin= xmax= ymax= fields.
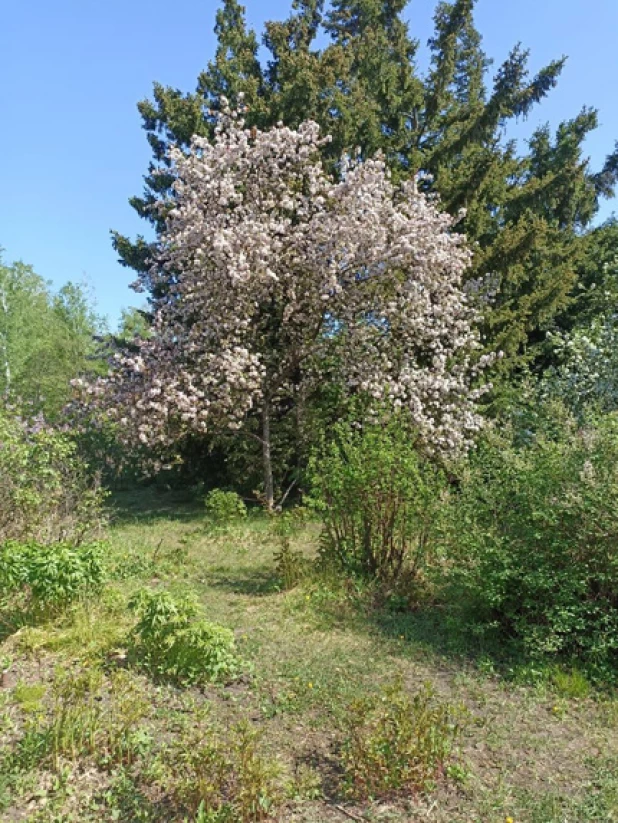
xmin=113 ymin=0 xmax=618 ymax=368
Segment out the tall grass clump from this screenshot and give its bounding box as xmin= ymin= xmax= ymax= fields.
xmin=339 ymin=680 xmax=462 ymax=799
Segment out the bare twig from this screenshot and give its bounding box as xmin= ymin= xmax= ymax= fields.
xmin=277 ymin=479 xmax=297 ymax=509
xmin=333 ymin=804 xmax=368 ymax=822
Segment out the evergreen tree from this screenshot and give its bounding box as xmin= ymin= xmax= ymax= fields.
xmin=113 ymin=0 xmax=618 ymax=369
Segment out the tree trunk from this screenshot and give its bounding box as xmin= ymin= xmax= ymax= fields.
xmin=262 ymin=402 xmax=275 ymax=511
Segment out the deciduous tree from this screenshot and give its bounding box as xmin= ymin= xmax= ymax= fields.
xmin=85 ymin=112 xmax=491 ymax=507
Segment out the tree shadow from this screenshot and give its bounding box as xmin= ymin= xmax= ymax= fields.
xmin=206 ymin=566 xmax=282 ymax=596
xmin=310 ymin=583 xmax=526 ymax=679
xmin=106 ymin=487 xmax=203 ymax=526
xmin=365 ymin=603 xmax=531 ymax=680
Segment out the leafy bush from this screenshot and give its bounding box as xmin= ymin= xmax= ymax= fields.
xmin=204 ymin=489 xmax=247 ymax=526
xmin=0 ymin=407 xmax=105 ymax=543
xmin=161 ymin=719 xmax=282 ymax=822
xmin=339 ymin=680 xmax=462 ymax=799
xmin=0 ymin=540 xmax=104 ymax=612
xmin=310 ymin=420 xmax=445 ymax=581
xmin=128 ymin=589 xmax=240 ymax=685
xmin=447 ymin=411 xmax=618 ymax=666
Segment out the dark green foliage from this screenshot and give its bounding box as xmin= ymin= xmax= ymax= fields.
xmin=0 ymin=541 xmax=104 ymax=611
xmin=310 ymin=420 xmax=445 ymax=582
xmin=446 ymin=410 xmax=618 ymax=667
xmin=128 ymin=589 xmax=240 ymax=685
xmin=340 ymin=680 xmax=462 ymax=799
xmin=113 ymin=0 xmax=618 ymax=376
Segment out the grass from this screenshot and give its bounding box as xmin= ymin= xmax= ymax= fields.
xmin=1 ymin=486 xmax=618 ymax=821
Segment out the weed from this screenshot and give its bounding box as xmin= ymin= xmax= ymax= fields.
xmin=161 ymin=718 xmax=282 ymax=822
xmin=13 ymin=681 xmax=46 ymax=713
xmin=7 ymin=667 xmax=151 ymax=774
xmin=271 ymin=509 xmax=311 ymax=590
xmin=550 ymin=666 xmax=591 ymax=699
xmin=339 ymin=679 xmax=463 ymax=800
xmin=205 ymin=489 xmax=247 ymax=527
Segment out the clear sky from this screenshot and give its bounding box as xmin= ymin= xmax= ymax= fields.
xmin=1 ymin=0 xmax=617 ymax=326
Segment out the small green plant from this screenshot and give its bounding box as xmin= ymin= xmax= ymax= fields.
xmin=204 ymin=489 xmax=247 ymax=526
xmin=13 ymin=682 xmax=46 ymax=714
xmin=339 ymin=680 xmax=462 ymax=800
xmin=271 ymin=508 xmax=310 ymax=590
xmin=128 ymin=589 xmax=241 ymax=685
xmin=0 ymin=540 xmax=104 ymax=613
xmin=551 ymin=667 xmax=591 ymax=699
xmin=162 ymin=718 xmax=282 ymax=822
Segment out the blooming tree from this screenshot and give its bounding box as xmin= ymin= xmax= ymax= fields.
xmin=541 ymin=313 xmax=618 ymax=416
xmin=81 ymin=107 xmax=492 ymax=508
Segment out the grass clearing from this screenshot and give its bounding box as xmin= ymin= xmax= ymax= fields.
xmin=1 ymin=487 xmax=617 ymax=821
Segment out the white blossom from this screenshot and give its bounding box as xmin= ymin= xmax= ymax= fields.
xmin=79 ymin=110 xmax=493 ymax=465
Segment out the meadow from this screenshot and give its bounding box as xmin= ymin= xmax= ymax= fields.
xmin=1 ymin=487 xmax=617 ymax=823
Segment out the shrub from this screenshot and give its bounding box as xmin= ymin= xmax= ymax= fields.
xmin=128 ymin=589 xmax=240 ymax=685
xmin=204 ymin=489 xmax=247 ymax=526
xmin=161 ymin=719 xmax=282 ymax=822
xmin=339 ymin=680 xmax=462 ymax=799
xmin=0 ymin=407 xmax=105 ymax=543
xmin=309 ymin=420 xmax=445 ymax=582
xmin=447 ymin=410 xmax=618 ymax=666
xmin=0 ymin=540 xmax=104 ymax=612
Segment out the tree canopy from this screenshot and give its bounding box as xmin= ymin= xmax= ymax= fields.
xmin=113 ymin=0 xmax=618 ymax=369
xmin=87 ymin=111 xmax=492 ymax=507
xmin=0 ymin=251 xmax=106 ymax=418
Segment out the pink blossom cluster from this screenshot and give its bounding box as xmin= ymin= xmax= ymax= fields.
xmin=79 ymin=106 xmax=493 ymax=456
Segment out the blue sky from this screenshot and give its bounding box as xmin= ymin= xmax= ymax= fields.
xmin=1 ymin=0 xmax=617 ymax=326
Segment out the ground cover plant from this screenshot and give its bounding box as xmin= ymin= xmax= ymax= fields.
xmin=1 ymin=488 xmax=618 ymax=822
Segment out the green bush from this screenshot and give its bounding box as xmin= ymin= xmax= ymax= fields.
xmin=339 ymin=680 xmax=462 ymax=799
xmin=204 ymin=489 xmax=247 ymax=526
xmin=128 ymin=589 xmax=240 ymax=685
xmin=0 ymin=407 xmax=105 ymax=543
xmin=309 ymin=420 xmax=445 ymax=582
xmin=0 ymin=540 xmax=104 ymax=612
xmin=447 ymin=411 xmax=618 ymax=666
